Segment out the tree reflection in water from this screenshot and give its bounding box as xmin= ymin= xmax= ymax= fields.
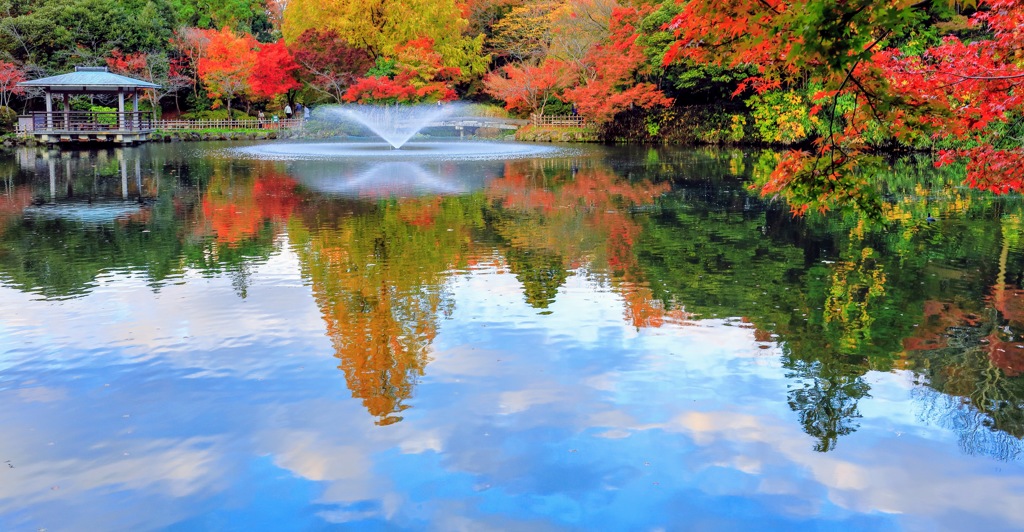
xmin=291 ymin=159 xmax=671 ymax=423
xmin=1 ymin=147 xmax=1024 ymax=458
xmin=290 ymin=193 xmax=478 ymax=425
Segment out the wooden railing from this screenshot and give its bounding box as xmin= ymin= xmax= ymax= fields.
xmin=24 ymin=111 xmax=152 ymax=132
xmin=152 ymin=118 xmax=304 ymax=131
xmin=531 ymin=114 xmax=587 ymax=127
xmin=17 ymin=113 xmax=306 ymax=134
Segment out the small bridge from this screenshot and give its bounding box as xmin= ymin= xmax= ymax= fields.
xmin=427 ymin=116 xmax=530 ymax=130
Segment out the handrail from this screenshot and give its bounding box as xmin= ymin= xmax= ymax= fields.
xmin=23 ymin=111 xmax=152 ymax=132
xmin=531 ymin=114 xmax=587 ymax=127
xmin=17 ymin=112 xmax=305 ymax=133
xmin=151 ymin=118 xmax=304 ymax=131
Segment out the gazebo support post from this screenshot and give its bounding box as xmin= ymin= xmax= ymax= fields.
xmin=62 ymin=93 xmax=70 ymax=130
xmin=44 ymin=90 xmax=53 ymax=129
xmin=118 ymin=91 xmax=125 ymax=130
xmin=132 ymin=91 xmax=139 ymax=129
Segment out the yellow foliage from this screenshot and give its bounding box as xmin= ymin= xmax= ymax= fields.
xmin=283 ymin=0 xmax=489 ymax=78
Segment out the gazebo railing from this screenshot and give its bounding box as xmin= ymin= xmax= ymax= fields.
xmin=27 ymin=111 xmax=153 ymax=132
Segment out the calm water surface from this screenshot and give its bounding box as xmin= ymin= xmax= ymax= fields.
xmin=0 ymin=142 xmax=1023 ymax=531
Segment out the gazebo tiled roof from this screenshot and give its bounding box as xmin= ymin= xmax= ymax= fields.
xmin=17 ymin=66 xmax=159 ymax=91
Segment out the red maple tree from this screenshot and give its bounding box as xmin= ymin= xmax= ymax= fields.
xmin=291 ymin=29 xmax=374 ymax=103
xmin=662 ymin=0 xmax=1024 ymax=211
xmin=0 ymin=61 xmax=26 ymax=108
xmin=248 ymin=39 xmax=302 ymax=100
xmin=107 ymin=49 xmax=192 ymax=115
xmin=483 ymin=59 xmax=575 ymax=116
xmin=561 ymin=7 xmax=672 ymax=124
xmin=197 ymin=27 xmax=258 ymax=115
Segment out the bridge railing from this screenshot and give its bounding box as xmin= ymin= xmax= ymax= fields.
xmin=531 ymin=114 xmax=587 ymax=128
xmin=431 ymin=117 xmax=530 ymax=130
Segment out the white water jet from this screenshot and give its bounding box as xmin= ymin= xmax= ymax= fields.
xmin=325 ymin=103 xmax=460 ymax=148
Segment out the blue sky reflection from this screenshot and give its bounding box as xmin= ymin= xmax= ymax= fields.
xmin=1 ymin=241 xmax=1023 ymax=531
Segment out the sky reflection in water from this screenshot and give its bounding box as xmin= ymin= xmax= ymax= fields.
xmin=0 ymin=143 xmax=1023 ymax=531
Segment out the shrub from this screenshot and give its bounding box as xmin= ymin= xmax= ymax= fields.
xmin=90 ymin=105 xmax=118 ymax=125
xmin=180 ymin=109 xmax=252 ymax=120
xmin=0 ymin=106 xmax=17 ymax=132
xmin=464 ymin=103 xmax=509 ymax=118
xmin=746 ymin=90 xmax=815 ymax=145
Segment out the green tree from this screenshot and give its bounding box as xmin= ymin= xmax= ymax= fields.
xmin=0 ymin=0 xmax=178 ymax=73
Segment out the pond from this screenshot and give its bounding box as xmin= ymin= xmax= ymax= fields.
xmin=0 ymin=141 xmax=1023 ymax=530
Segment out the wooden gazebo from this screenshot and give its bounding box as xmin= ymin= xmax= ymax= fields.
xmin=17 ymin=66 xmax=160 ymax=145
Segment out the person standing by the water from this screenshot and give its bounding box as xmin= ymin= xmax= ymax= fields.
xmin=257 ymin=110 xmax=265 ymax=129
xmin=303 ymin=105 xmax=310 ymax=120
xmin=285 ymin=104 xmax=293 ymax=119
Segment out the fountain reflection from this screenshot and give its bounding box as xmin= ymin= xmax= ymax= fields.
xmin=287 ymin=160 xmax=499 ymax=199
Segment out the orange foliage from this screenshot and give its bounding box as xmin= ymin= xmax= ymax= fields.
xmin=200 ymin=167 xmax=299 ymax=245
xmin=344 ymin=38 xmax=461 ymax=103
xmin=323 ymin=282 xmax=435 ymax=424
xmin=484 ymin=59 xmax=575 ymax=115
xmin=197 ymin=27 xmax=257 ymax=112
xmin=0 ymin=185 xmax=32 ymax=232
xmin=902 ymin=289 xmax=1024 ymax=377
xmin=253 ymin=172 xmax=301 ymax=221
xmin=202 ymin=192 xmax=262 ymax=245
xmin=901 ymin=301 xmax=981 ymax=352
xmin=664 ymin=0 xmax=1024 ymax=202
xmin=397 ymin=197 xmax=444 ymax=227
xmin=295 ymin=197 xmax=478 ymax=424
xmin=562 ymin=7 xmax=671 ymax=123
xmin=987 ymin=334 xmax=1024 ymax=377
xmin=486 ymin=163 xmax=557 ymax=212
xmin=990 ymin=285 xmax=1024 ymax=327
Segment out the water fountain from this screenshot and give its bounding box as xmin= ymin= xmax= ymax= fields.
xmin=233 ymin=102 xmax=561 ymax=160
xmin=229 ymin=103 xmax=567 ymax=197
xmin=331 ymin=103 xmax=458 ymax=149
